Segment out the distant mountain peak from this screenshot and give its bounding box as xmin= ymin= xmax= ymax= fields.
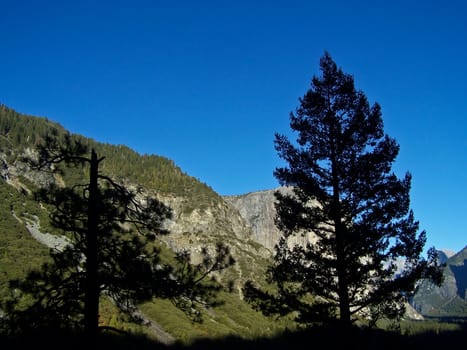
xmin=436 ymin=249 xmax=456 ymax=265
xmin=440 ymin=249 xmax=456 ymax=258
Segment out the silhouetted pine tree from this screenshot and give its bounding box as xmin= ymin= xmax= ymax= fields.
xmin=245 ymin=52 xmax=442 ymax=327
xmin=2 ymin=134 xmax=234 ymax=338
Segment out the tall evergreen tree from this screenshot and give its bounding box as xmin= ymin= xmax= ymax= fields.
xmin=3 ymin=134 xmax=234 ymax=338
xmin=245 ymin=52 xmax=442 ymax=327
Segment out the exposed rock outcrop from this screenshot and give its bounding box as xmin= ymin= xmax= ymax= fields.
xmin=224 ymin=189 xmax=282 ymax=252
xmin=224 ymin=187 xmax=315 ymax=253
xmin=411 ymin=247 xmax=467 ymax=316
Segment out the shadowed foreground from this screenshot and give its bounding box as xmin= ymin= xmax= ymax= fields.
xmin=1 ymin=324 xmax=466 ymax=349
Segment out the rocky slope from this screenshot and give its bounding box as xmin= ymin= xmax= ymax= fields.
xmin=224 ymin=187 xmax=315 ymax=253
xmin=411 ymin=246 xmax=467 ymax=316
xmin=0 ymin=147 xmax=272 ymax=289
xmin=224 ymin=189 xmax=282 ymax=252
xmin=155 ymin=192 xmax=273 ymax=290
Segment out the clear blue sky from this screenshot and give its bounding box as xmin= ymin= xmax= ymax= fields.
xmin=1 ymin=1 xmax=466 ymax=253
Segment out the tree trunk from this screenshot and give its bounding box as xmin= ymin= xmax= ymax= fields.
xmin=335 ymin=211 xmax=351 ymax=326
xmin=84 ymin=149 xmax=100 ymax=337
xmin=329 ymin=128 xmax=352 ymax=327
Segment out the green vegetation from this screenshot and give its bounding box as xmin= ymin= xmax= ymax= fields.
xmin=0 ymin=104 xmax=220 ymax=202
xmin=0 ymin=179 xmax=51 ymax=302
xmin=398 ymin=317 xmax=464 ymax=335
xmin=140 ymin=292 xmax=291 ymax=345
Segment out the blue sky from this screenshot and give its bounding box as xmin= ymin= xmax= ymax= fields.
xmin=1 ymin=1 xmax=466 ymax=253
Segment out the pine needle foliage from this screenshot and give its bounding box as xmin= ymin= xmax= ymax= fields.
xmin=244 ymin=52 xmax=443 ymax=327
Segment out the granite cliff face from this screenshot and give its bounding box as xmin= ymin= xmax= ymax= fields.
xmin=224 ymin=189 xmax=282 ymax=252
xmin=224 ymin=187 xmax=315 ymax=253
xmin=154 ymin=192 xmax=272 ymax=288
xmin=411 ymin=247 xmax=467 ymax=316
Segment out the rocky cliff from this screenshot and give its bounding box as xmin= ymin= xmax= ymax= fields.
xmin=155 ymin=192 xmax=272 ymax=289
xmin=224 ymin=189 xmax=282 ymax=252
xmin=224 ymin=187 xmax=315 ymax=253
xmin=411 ymin=247 xmax=467 ymax=316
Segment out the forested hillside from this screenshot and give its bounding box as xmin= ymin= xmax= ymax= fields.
xmin=0 ymin=104 xmax=284 ymax=343
xmin=0 ymin=104 xmax=218 ymax=200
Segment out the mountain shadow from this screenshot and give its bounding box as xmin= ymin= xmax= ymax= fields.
xmin=450 ymin=260 xmax=467 ymax=300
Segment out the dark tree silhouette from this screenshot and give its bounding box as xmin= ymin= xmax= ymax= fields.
xmin=2 ymin=134 xmax=234 ymax=337
xmin=245 ymin=52 xmax=443 ymax=327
